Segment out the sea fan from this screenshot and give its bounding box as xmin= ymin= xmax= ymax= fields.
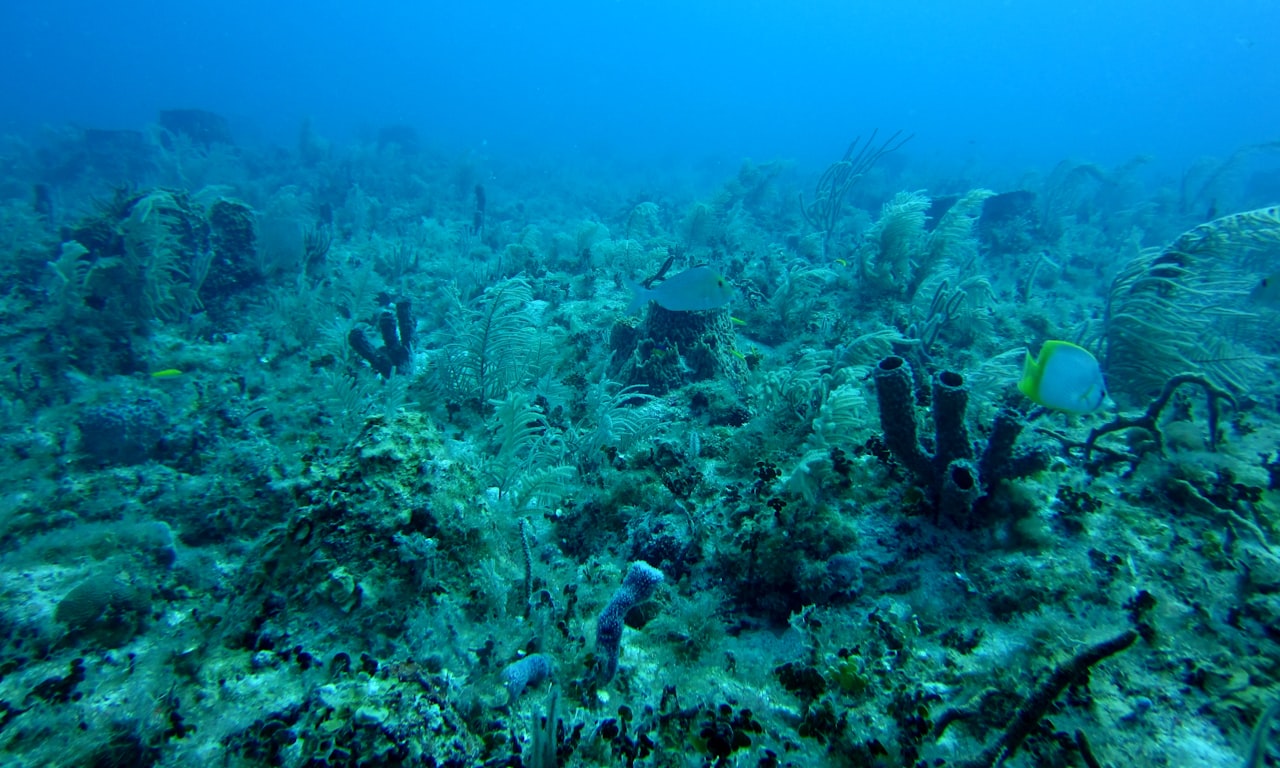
xmin=860 ymin=190 xmax=930 ymax=294
xmin=438 ymin=277 xmax=537 ymax=404
xmin=485 ymin=390 xmax=572 ymax=509
xmin=1103 ymin=205 xmax=1280 ymax=403
xmin=909 ymin=188 xmax=995 ymax=300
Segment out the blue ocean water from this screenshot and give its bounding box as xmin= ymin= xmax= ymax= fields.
xmin=1 ymin=2 xmax=1279 ymax=767
xmin=4 ymin=0 xmax=1278 ymax=172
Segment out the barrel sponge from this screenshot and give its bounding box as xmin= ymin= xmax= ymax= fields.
xmin=76 ymin=397 xmax=168 ymax=466
xmin=55 ymin=575 xmax=151 ymax=648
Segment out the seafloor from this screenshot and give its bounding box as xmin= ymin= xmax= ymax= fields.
xmin=0 ymin=119 xmax=1277 ymax=767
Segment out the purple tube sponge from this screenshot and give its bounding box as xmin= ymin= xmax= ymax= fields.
xmin=595 ymin=561 xmax=664 ymax=685
xmin=500 ymin=652 xmax=553 ymax=706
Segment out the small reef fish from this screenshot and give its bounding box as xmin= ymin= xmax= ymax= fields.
xmin=150 ymin=369 xmax=184 ymax=379
xmin=1249 ymin=274 xmax=1280 ymax=306
xmin=1018 ymin=341 xmax=1108 ymax=414
xmin=626 ymin=266 xmax=735 ymax=314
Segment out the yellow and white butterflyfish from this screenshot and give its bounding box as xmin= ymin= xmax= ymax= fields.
xmin=1017 ymin=341 xmax=1108 ymax=414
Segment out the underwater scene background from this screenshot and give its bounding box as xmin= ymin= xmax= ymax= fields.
xmin=1 ymin=1 xmax=1280 ymax=766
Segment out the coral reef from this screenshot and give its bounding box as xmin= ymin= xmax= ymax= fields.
xmin=0 ymin=113 xmax=1276 ymax=768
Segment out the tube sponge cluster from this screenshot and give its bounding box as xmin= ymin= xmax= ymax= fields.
xmin=348 ymin=299 xmax=414 ymax=378
xmin=873 ymin=355 xmax=1050 ymax=522
xmin=595 ymin=561 xmax=664 ymax=685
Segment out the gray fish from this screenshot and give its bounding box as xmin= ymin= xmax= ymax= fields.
xmin=626 ymin=266 xmax=735 ymax=314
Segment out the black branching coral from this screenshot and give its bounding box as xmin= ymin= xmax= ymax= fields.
xmin=944 ymin=629 xmax=1140 ymax=768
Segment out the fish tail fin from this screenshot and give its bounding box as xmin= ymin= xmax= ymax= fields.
xmin=1017 ymin=350 xmax=1038 ymax=400
xmin=624 ymin=280 xmax=649 ymax=315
